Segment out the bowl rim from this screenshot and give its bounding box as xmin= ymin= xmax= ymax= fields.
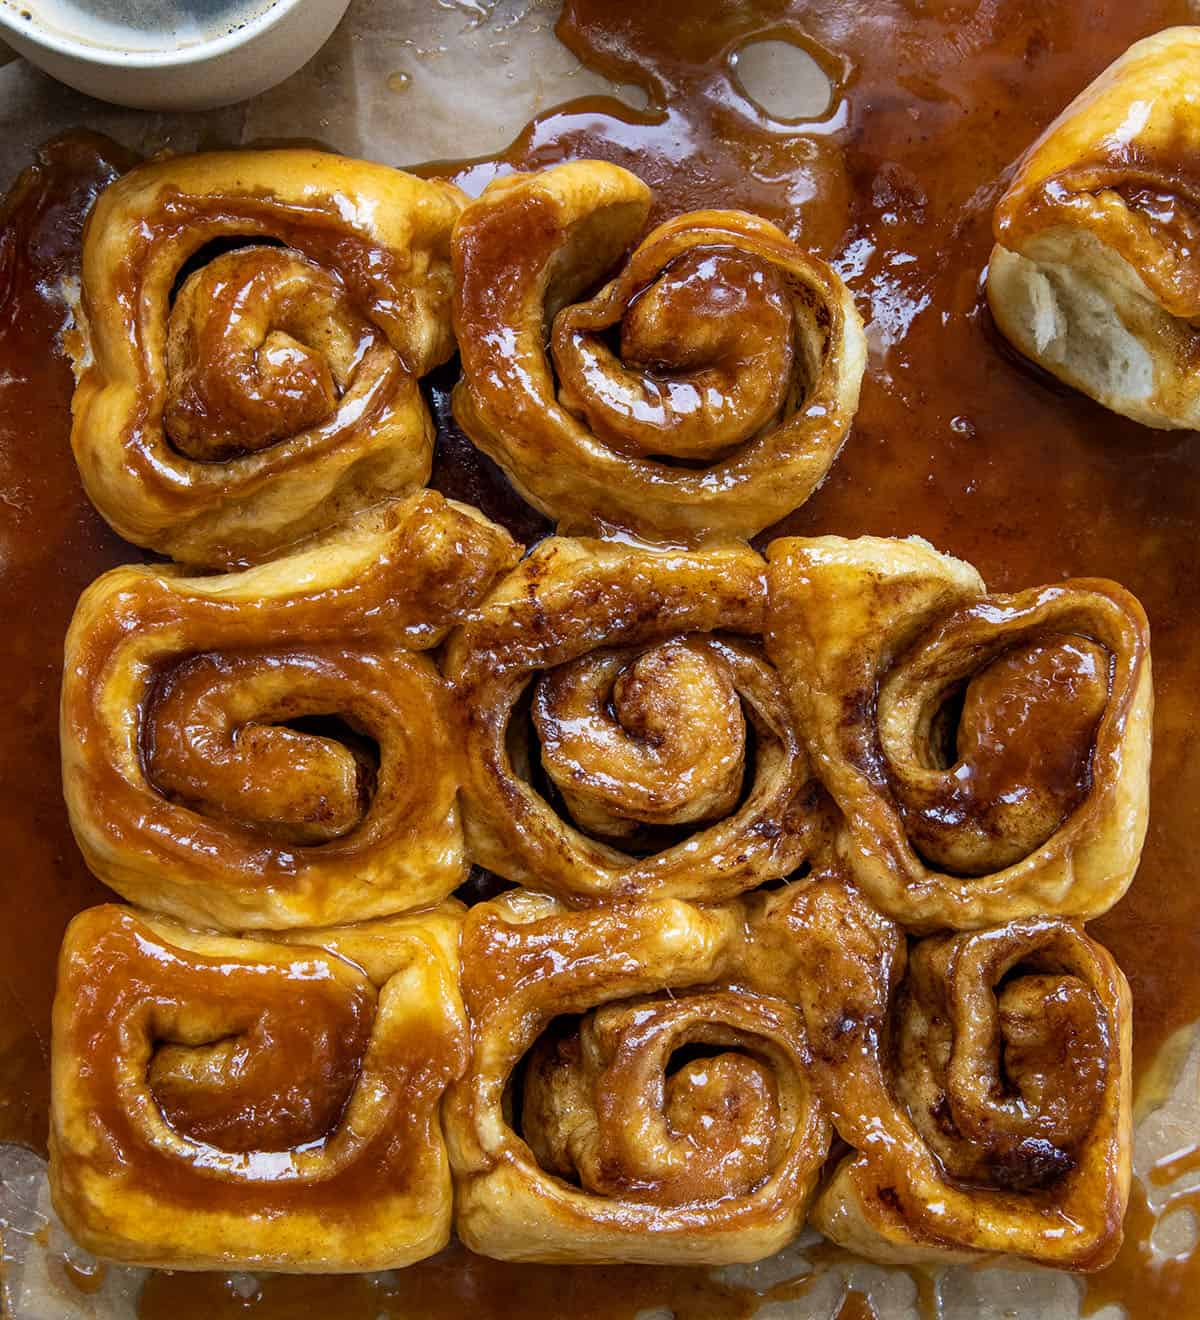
xmin=0 ymin=0 xmax=308 ymax=70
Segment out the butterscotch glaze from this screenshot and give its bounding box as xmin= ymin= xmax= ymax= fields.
xmin=895 ymin=634 xmax=1110 ymax=876
xmin=60 ymin=491 xmax=519 ymax=929
xmin=0 ymin=133 xmax=135 ymax=1152
xmin=72 ymin=150 xmax=467 ymax=568
xmin=442 ymin=535 xmax=832 ymax=903
xmin=50 ymin=903 xmax=468 ymax=1270
xmin=3 ymin=0 xmax=1200 ymax=1315
xmin=451 ymin=163 xmax=866 ymax=541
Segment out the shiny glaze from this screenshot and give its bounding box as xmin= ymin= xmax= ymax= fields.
xmin=52 ymin=904 xmax=468 ymax=1270
xmin=895 ymin=635 xmax=1109 ymax=876
xmin=2 ymin=0 xmax=1199 ymax=1315
xmin=444 ymin=889 xmax=831 ymax=1263
xmin=450 ymin=168 xmax=865 ymax=542
xmin=62 ymin=909 xmax=381 ymax=1200
xmin=741 ymin=882 xmax=1130 ymax=1268
xmin=0 ymin=134 xmax=134 ymax=1151
xmin=60 ymin=491 xmax=518 ymax=930
xmin=72 ymin=149 xmax=466 ymax=568
xmin=766 ymin=539 xmax=1152 ymax=932
xmin=441 ymin=536 xmax=831 ymax=904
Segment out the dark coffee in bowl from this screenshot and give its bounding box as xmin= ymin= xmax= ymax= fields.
xmin=23 ymin=0 xmax=279 ymax=51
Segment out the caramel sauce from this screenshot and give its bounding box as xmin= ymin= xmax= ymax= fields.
xmin=3 ymin=0 xmax=1200 ymax=1316
xmin=60 ymin=1257 xmax=106 ymax=1296
xmin=0 ymin=133 xmax=138 ymax=1151
xmin=1081 ymin=1180 xmax=1200 ymax=1316
xmin=136 ymin=1248 xmax=784 ymax=1320
xmin=836 ymin=1293 xmax=878 ymax=1320
xmin=1150 ymin=1143 xmax=1200 ymax=1187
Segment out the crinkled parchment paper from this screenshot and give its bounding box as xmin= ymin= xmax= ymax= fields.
xmin=0 ymin=4 xmax=1196 ymax=1315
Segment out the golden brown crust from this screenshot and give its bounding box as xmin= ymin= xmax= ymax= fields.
xmin=742 ymin=879 xmax=1131 ymax=1270
xmin=60 ymin=491 xmax=520 ymax=929
xmin=444 ymin=889 xmax=830 ymax=1264
xmin=49 ymin=902 xmax=467 ymax=1271
xmin=70 ymin=149 xmax=467 ymax=567
xmin=443 ymin=534 xmax=832 ymax=904
xmin=766 ymin=535 xmax=1152 ymax=931
xmin=988 ymin=27 xmax=1200 ymax=426
xmin=451 ymin=160 xmax=866 ymax=541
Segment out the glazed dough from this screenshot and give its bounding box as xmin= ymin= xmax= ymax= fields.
xmin=70 ymin=149 xmax=466 ymax=566
xmin=765 ymin=535 xmax=1152 ymax=930
xmin=442 ymin=534 xmax=832 ymax=903
xmin=988 ymin=27 xmax=1200 ymax=427
xmin=61 ymin=491 xmax=519 ymax=929
xmin=452 ymin=160 xmax=866 ymax=540
xmin=50 ymin=902 xmax=467 ymax=1271
xmin=745 ymin=880 xmax=1131 ymax=1270
xmin=444 ymin=889 xmax=830 ymax=1264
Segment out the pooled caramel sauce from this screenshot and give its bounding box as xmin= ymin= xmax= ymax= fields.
xmin=135 ymin=1248 xmax=795 ymax=1320
xmin=4 ymin=0 xmax=1200 ymax=1316
xmin=0 ymin=132 xmax=138 ymax=1152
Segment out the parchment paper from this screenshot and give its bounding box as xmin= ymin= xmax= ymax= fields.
xmin=0 ymin=4 xmax=1196 ymax=1315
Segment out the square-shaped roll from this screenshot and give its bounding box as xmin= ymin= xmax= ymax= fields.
xmin=50 ymin=902 xmax=467 ymax=1271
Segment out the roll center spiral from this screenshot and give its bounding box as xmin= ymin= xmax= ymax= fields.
xmin=893 ymin=634 xmax=1110 ymax=875
xmin=164 ymin=246 xmax=380 ymax=461
xmin=522 ymin=995 xmax=804 ymax=1207
xmin=144 ymin=651 xmax=379 ymax=847
xmin=532 ymin=637 xmax=747 ymax=841
xmin=147 ymin=968 xmax=375 ymax=1154
xmin=552 ymin=247 xmax=795 ymax=461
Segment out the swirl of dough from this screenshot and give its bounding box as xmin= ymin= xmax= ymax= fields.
xmin=893 ymin=925 xmax=1117 ymax=1194
xmin=443 ymin=535 xmax=830 ymax=904
xmin=61 ymin=491 xmax=520 ymax=929
xmin=70 ymin=149 xmax=466 ymax=567
xmin=452 ymin=160 xmax=866 ymax=541
xmin=444 ymin=890 xmax=829 ymax=1264
xmin=766 ymin=535 xmax=1152 ymax=930
xmin=988 ymin=28 xmax=1200 ymax=427
xmin=50 ymin=903 xmax=467 ymax=1271
xmin=742 ymin=877 xmax=1131 ymax=1269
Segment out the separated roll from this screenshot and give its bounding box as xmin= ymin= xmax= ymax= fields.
xmin=989 ymin=28 xmax=1200 ymax=427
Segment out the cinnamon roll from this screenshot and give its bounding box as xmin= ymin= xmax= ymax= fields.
xmin=746 ymin=882 xmax=1131 ymax=1269
xmin=452 ymin=160 xmax=866 ymax=541
xmin=444 ymin=890 xmax=830 ymax=1264
xmin=989 ymin=27 xmax=1200 ymax=427
xmin=71 ymin=149 xmax=466 ymax=567
xmin=61 ymin=491 xmax=519 ymax=929
xmin=443 ymin=535 xmax=831 ymax=904
xmin=50 ymin=902 xmax=467 ymax=1271
xmin=766 ymin=535 xmax=1152 ymax=930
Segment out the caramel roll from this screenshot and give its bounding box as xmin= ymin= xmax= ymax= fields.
xmin=444 ymin=890 xmax=829 ymax=1264
xmin=442 ymin=535 xmax=830 ymax=904
xmin=61 ymin=492 xmax=520 ymax=929
xmin=70 ymin=149 xmax=466 ymax=567
xmin=452 ymin=160 xmax=866 ymax=541
xmin=50 ymin=902 xmax=467 ymax=1271
xmin=748 ymin=882 xmax=1131 ymax=1269
xmin=766 ymin=535 xmax=1152 ymax=930
xmin=989 ymin=28 xmax=1200 ymax=427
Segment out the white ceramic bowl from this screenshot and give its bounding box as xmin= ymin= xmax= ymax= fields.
xmin=0 ymin=0 xmax=351 ymax=110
